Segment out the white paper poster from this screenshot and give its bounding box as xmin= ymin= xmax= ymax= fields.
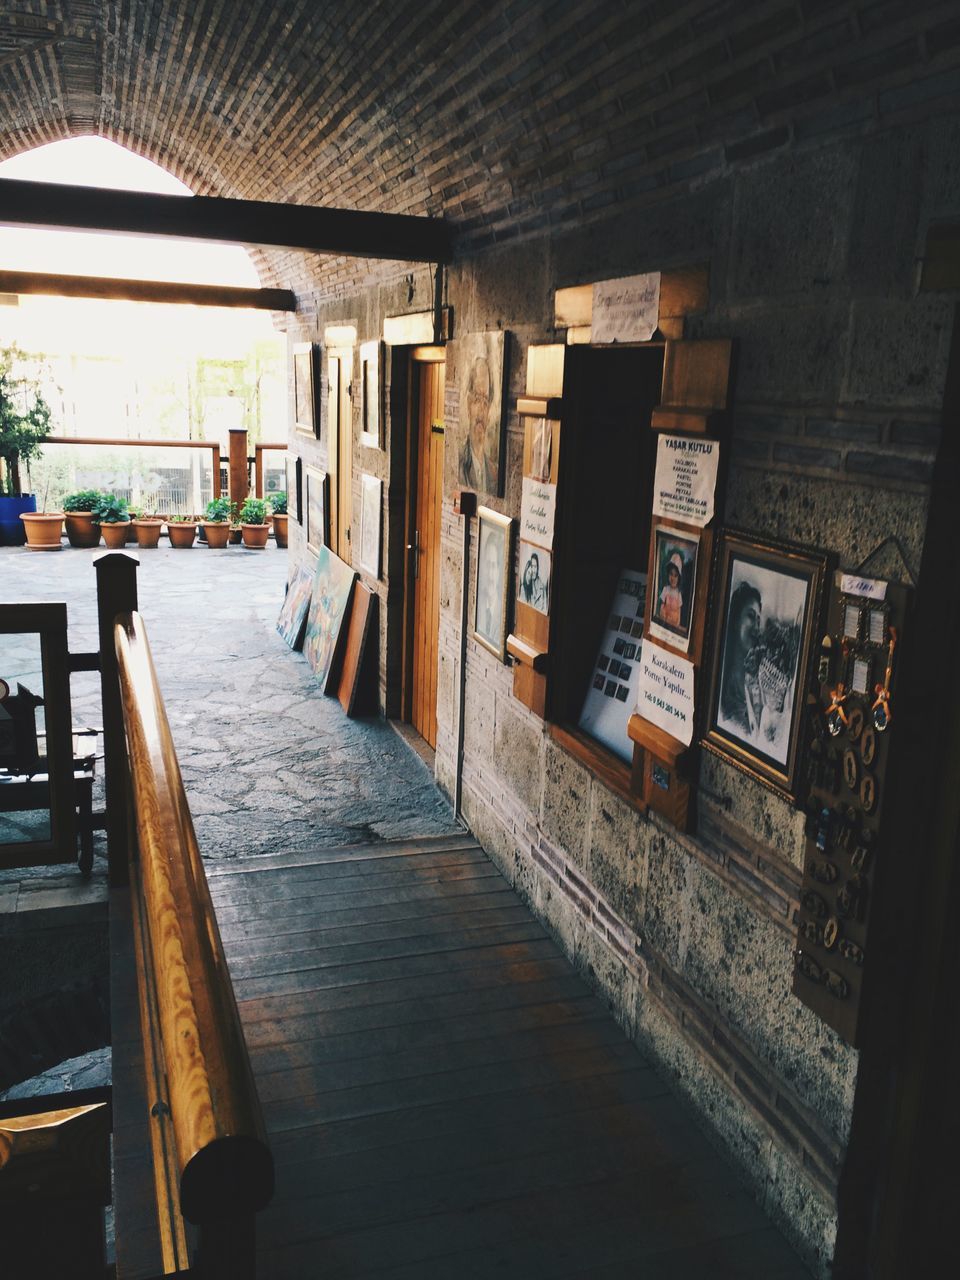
xmin=591 ymin=272 xmax=661 ymax=344
xmin=636 ymin=640 xmax=695 ymax=746
xmin=577 ymin=569 xmax=647 ymax=764
xmin=520 ymin=477 xmax=556 ymax=549
xmin=652 ymin=434 xmax=719 ymax=527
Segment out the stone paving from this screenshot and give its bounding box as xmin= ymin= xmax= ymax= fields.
xmin=0 ymin=540 xmax=456 ymax=869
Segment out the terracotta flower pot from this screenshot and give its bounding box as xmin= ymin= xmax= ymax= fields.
xmin=19 ymin=512 xmax=64 ymax=551
xmin=201 ymin=520 xmax=231 ymax=548
xmin=63 ymin=510 xmax=101 ymax=548
xmin=241 ymin=522 xmax=270 ymax=549
xmin=272 ymin=512 xmax=289 ymax=548
xmin=133 ymin=518 xmax=163 ymax=549
xmin=167 ymin=521 xmax=197 ymax=548
xmin=228 ymin=526 xmax=243 ymax=544
xmin=99 ymin=520 xmax=131 ymax=549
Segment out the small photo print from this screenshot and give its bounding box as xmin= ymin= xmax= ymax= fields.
xmin=610 ymin=614 xmax=621 ymax=630
xmin=604 ymin=679 xmax=617 ymax=697
xmin=619 ymin=617 xmax=632 ymax=633
xmin=623 ymin=642 xmax=637 ymax=660
xmin=593 ymin=673 xmax=606 ymax=690
xmin=530 ymin=417 xmax=553 ymax=482
xmin=517 ymin=541 xmax=551 ymax=615
xmin=613 ymin=638 xmax=626 ymax=656
xmin=618 ymin=664 xmax=632 ymax=680
xmin=615 ymin=685 xmax=630 ymax=702
xmin=598 ymin=654 xmax=610 ymax=671
xmin=631 ymin=620 xmax=643 ymax=638
xmin=651 ymin=523 xmax=700 ymax=645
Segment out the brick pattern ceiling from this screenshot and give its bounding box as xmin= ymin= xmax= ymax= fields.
xmin=0 ymin=1 xmax=958 ymax=287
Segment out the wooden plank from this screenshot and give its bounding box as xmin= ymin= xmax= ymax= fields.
xmin=525 ymin=344 xmax=565 ymax=397
xmin=0 ymin=176 xmax=452 ymax=262
xmin=203 ymin=832 xmax=479 ymax=876
xmin=337 ymin=582 xmax=376 ymax=715
xmin=0 ymin=269 xmax=296 ymax=310
xmin=554 ymin=284 xmax=593 ymax=329
xmin=208 ymin=847 xmax=489 ymax=891
xmin=659 ymin=338 xmax=733 ymax=410
xmin=659 ymin=264 xmax=710 ymax=318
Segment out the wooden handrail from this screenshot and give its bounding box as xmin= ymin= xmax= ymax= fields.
xmin=253 ymin=442 xmax=286 ymax=498
xmin=44 ymin=436 xmax=223 ymax=499
xmin=114 ymin=610 xmax=272 ymax=1264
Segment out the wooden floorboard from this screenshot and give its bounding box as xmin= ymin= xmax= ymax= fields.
xmin=196 ymin=834 xmax=812 ymax=1278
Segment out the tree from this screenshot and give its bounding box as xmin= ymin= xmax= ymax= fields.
xmin=0 ymin=345 xmax=54 ymax=497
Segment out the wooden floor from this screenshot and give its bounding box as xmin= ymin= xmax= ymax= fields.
xmin=198 ymin=833 xmax=812 ymax=1280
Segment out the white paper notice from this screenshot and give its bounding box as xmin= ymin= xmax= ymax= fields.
xmin=840 ymin=573 xmax=887 ymax=601
xmin=520 ymin=477 xmax=556 ymax=549
xmin=636 ymin=640 xmax=695 ymax=746
xmin=652 ymin=434 xmax=719 ymax=527
xmin=591 ymin=272 xmax=661 ymax=344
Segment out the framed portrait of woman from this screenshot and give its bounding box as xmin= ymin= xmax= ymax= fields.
xmin=702 ymin=530 xmax=828 ymax=801
xmin=474 ymin=507 xmax=513 ymax=660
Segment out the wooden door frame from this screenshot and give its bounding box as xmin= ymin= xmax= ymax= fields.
xmin=326 ymin=347 xmax=353 ymax=560
xmin=400 ymin=346 xmax=445 ymax=726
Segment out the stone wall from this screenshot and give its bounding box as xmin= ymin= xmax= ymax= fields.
xmin=285 ymin=106 xmax=959 ymax=1276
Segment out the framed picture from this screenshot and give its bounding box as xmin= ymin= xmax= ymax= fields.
xmin=703 ymin=530 xmax=828 ymax=800
xmin=360 ymin=340 xmax=383 ymax=449
xmin=357 ymin=473 xmax=382 ymax=578
xmin=276 ymin=564 xmax=314 ymax=650
xmin=474 ymin=506 xmax=513 ymax=660
xmin=285 ymin=453 xmax=302 ymax=525
xmin=458 ymin=331 xmax=507 ymax=497
xmin=646 ymin=521 xmax=700 ymax=655
xmin=305 ymin=466 xmax=328 ymax=557
xmin=302 ymin=546 xmax=357 ymax=694
xmin=293 ymin=342 xmax=320 ymax=438
xmin=517 ymin=540 xmax=551 ymax=615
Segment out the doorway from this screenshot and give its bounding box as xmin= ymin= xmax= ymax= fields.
xmin=403 ymin=348 xmax=446 ymax=749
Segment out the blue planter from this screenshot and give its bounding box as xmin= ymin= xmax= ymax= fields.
xmin=0 ymin=494 xmax=37 ymax=546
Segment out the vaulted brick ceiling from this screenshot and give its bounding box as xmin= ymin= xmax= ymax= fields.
xmin=0 ymin=1 xmax=958 ymax=286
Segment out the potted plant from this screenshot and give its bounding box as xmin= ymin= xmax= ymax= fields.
xmin=0 ymin=344 xmax=54 ymax=546
xmin=239 ymin=496 xmax=269 ymax=548
xmin=167 ymin=514 xmax=198 ymax=548
xmin=62 ymin=489 xmax=103 ymax=548
xmin=201 ymin=497 xmax=234 ymax=548
xmin=269 ymin=491 xmax=289 ymax=548
xmin=93 ymin=493 xmax=131 ymax=549
xmin=132 ymin=507 xmax=164 ymax=549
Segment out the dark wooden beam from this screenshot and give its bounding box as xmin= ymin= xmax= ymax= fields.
xmin=0 ymin=269 xmax=296 ymax=310
xmin=921 ymin=223 xmax=960 ymax=290
xmin=0 ymin=177 xmax=452 ymax=263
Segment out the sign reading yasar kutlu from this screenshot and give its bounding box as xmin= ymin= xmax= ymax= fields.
xmin=636 ymin=639 xmax=695 ymax=746
xmin=652 ymin=434 xmax=719 ymax=528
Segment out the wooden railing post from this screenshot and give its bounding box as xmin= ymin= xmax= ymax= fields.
xmin=95 ymin=550 xmax=139 ymax=886
xmin=229 ymin=428 xmax=249 ymax=514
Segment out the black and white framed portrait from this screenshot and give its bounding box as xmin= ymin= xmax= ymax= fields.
xmin=474 ymin=506 xmax=513 ymax=660
xmin=305 ymin=466 xmax=328 ymax=557
xmin=293 ymin=342 xmax=320 ymax=439
xmin=703 ymin=530 xmax=828 ymax=800
xmin=517 ymin=540 xmax=551 ymax=615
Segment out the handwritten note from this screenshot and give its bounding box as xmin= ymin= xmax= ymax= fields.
xmin=652 ymin=434 xmax=719 ymax=528
xmin=591 ymin=272 xmax=661 ymax=344
xmin=840 ymin=573 xmax=887 ymax=601
xmin=520 ymin=477 xmax=556 ymax=549
xmin=636 ymin=640 xmax=695 ymax=746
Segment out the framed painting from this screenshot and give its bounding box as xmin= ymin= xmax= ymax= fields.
xmin=702 ymin=530 xmax=828 ymax=801
xmin=276 ymin=564 xmax=313 ymax=650
xmin=285 ymin=453 xmax=302 ymax=525
xmin=474 ymin=506 xmax=513 ymax=661
xmin=357 ymin=473 xmax=382 ymax=579
xmin=305 ymin=466 xmax=328 ymax=557
xmin=360 ymin=339 xmax=383 ymax=449
xmin=302 ymin=545 xmax=357 ymax=694
xmin=458 ymin=330 xmax=507 ymax=497
xmin=293 ymin=342 xmax=320 ymax=439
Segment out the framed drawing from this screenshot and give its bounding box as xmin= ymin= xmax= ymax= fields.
xmin=703 ymin=530 xmax=828 ymax=801
xmin=458 ymin=331 xmax=508 ymax=497
xmin=293 ymin=342 xmax=320 ymax=439
xmin=517 ymin=540 xmax=550 ymax=615
xmin=305 ymin=466 xmax=328 ymax=557
xmin=285 ymin=453 xmax=302 ymax=525
xmin=360 ymin=340 xmax=383 ymax=449
xmin=474 ymin=506 xmax=513 ymax=660
xmin=357 ymin=473 xmax=382 ymax=578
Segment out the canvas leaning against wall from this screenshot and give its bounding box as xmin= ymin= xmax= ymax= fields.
xmin=302 ymin=545 xmax=357 ymax=694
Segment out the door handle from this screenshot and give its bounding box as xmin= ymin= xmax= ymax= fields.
xmin=407 ymin=530 xmax=421 ymax=578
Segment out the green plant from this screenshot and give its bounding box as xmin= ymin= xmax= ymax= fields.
xmin=0 ymin=345 xmax=55 ymax=497
xmin=240 ymin=497 xmax=267 ymax=525
xmin=204 ymin=497 xmax=234 ymax=523
xmin=269 ymin=491 xmax=288 ymax=516
xmin=63 ymin=488 xmax=103 ymax=513
xmin=166 ymin=514 xmax=196 ymax=523
xmin=92 ymin=493 xmax=130 ymax=524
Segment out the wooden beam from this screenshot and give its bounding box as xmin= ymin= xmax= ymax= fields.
xmin=921 ymin=223 xmax=960 ymax=290
xmin=0 ymin=269 xmax=296 ymax=310
xmin=0 ymin=177 xmax=453 ymax=263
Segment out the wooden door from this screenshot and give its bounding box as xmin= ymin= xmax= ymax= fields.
xmin=326 ymin=350 xmax=353 ymax=559
xmin=409 ymin=356 xmax=445 ymax=747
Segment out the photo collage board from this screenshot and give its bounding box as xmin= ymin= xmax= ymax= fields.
xmin=577 ymin=569 xmax=648 ymax=764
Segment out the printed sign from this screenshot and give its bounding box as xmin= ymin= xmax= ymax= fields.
xmin=652 ymin=433 xmax=719 ymax=527
xmin=840 ymin=573 xmax=887 ymax=602
xmin=520 ymin=477 xmax=556 ymax=549
xmin=636 ymin=640 xmax=695 ymax=746
xmin=591 ymin=272 xmax=661 ymax=344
